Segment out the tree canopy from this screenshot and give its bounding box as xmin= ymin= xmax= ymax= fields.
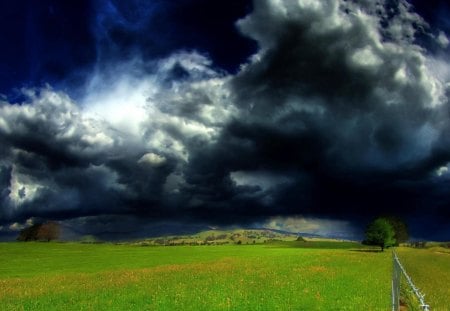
xmin=17 ymin=222 xmax=60 ymax=242
xmin=364 ymin=218 xmax=396 ymax=251
xmin=386 ymin=217 xmax=409 ymax=245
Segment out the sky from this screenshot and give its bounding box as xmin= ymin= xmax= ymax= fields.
xmin=1 ymin=0 xmax=450 ymax=241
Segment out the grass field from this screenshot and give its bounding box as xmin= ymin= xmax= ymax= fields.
xmin=396 ymin=247 xmax=450 ymax=310
xmin=0 ymin=242 xmax=391 ymax=310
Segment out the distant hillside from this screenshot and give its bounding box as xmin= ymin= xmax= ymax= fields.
xmin=132 ymin=228 xmax=335 ymax=246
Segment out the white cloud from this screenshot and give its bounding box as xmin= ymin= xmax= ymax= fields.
xmin=82 ymin=74 xmax=153 ymax=136
xmin=351 ymin=47 xmax=383 ymax=67
xmin=9 ymin=222 xmax=24 ymax=231
xmin=437 ymin=31 xmax=449 ymax=49
xmin=138 ymin=152 xmax=166 ymax=167
xmin=230 ymin=170 xmax=292 ymax=191
xmin=157 ymin=51 xmax=219 ymax=79
xmin=26 ymin=218 xmax=35 ymax=226
xmin=436 ymin=165 xmax=449 ymax=177
xmin=9 ymin=165 xmax=43 ymax=207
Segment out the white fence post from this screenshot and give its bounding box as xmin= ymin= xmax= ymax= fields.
xmin=392 ymin=249 xmax=430 ymax=311
xmin=392 ymin=251 xmax=400 ymax=311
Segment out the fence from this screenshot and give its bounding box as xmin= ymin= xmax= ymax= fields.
xmin=392 ymin=250 xmax=430 ymax=311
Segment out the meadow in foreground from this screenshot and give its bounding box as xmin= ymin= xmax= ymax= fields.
xmin=396 ymin=247 xmax=450 ymax=310
xmin=0 ymin=242 xmax=391 ymax=310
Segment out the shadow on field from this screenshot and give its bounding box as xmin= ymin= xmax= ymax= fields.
xmin=349 ymin=249 xmax=383 ymax=253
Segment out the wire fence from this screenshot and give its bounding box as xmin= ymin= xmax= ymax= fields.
xmin=392 ymin=250 xmax=430 ymax=311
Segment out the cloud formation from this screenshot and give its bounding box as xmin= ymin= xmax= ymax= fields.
xmin=228 ymin=0 xmax=450 ymax=223
xmin=1 ymin=0 xmax=450 ymax=239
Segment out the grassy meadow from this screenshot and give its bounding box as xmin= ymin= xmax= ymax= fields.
xmin=396 ymin=247 xmax=450 ymax=310
xmin=0 ymin=241 xmax=392 ymax=310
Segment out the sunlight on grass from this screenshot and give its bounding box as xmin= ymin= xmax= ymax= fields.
xmin=0 ymin=243 xmax=391 ymax=310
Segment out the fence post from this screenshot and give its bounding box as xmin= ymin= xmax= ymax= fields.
xmin=392 ymin=249 xmax=430 ymax=311
xmin=392 ymin=250 xmax=400 ymax=311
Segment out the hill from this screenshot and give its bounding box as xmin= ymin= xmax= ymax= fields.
xmin=131 ymin=228 xmax=346 ymax=246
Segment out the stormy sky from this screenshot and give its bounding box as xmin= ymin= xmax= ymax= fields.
xmin=1 ymin=0 xmax=450 ymax=240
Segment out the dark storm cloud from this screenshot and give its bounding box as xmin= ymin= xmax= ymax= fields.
xmin=0 ymin=53 xmax=233 ymax=229
xmin=221 ymin=0 xmax=450 ymax=227
xmin=1 ymin=0 xmax=450 ymax=239
xmin=177 ymin=0 xmax=450 ymax=234
xmin=0 ymin=89 xmax=129 ymax=223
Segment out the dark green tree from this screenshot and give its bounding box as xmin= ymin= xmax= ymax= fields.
xmin=364 ymin=218 xmax=396 ymax=251
xmin=17 ymin=224 xmax=40 ymax=241
xmin=386 ymin=217 xmax=409 ymax=245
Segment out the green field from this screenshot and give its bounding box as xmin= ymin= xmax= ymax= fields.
xmin=396 ymin=247 xmax=450 ymax=310
xmin=5 ymin=242 xmax=450 ymax=310
xmin=0 ymin=242 xmax=393 ymax=310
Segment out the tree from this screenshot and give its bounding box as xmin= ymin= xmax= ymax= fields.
xmin=17 ymin=224 xmax=40 ymax=241
xmin=364 ymin=218 xmax=396 ymax=251
xmin=386 ymin=217 xmax=409 ymax=245
xmin=17 ymin=221 xmax=60 ymax=242
xmin=36 ymin=222 xmax=60 ymax=241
